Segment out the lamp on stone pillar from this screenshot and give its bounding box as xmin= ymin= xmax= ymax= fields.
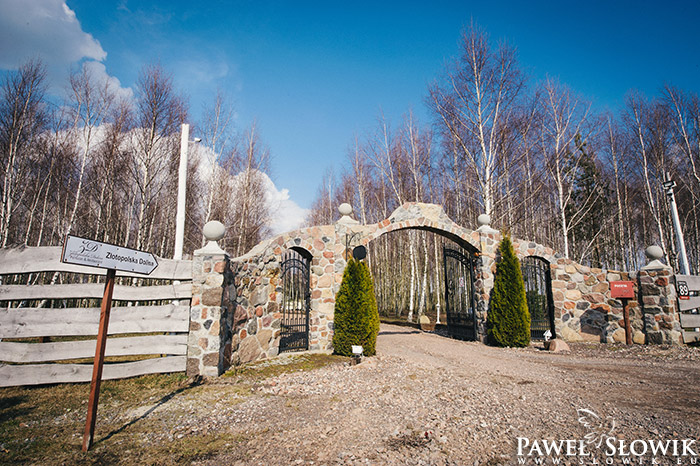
xmin=476 ymin=213 xmax=496 ymax=233
xmin=337 ymin=203 xmax=359 ymax=225
xmin=200 ymin=220 xmax=226 ymax=254
xmin=643 ymin=245 xmax=666 ymax=270
xmin=337 ymin=203 xmax=360 ymax=260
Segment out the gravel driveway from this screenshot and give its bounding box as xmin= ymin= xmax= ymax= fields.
xmin=170 ymin=323 xmax=700 ymax=465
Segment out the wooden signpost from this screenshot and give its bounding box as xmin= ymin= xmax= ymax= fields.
xmin=610 ymin=281 xmax=635 ymax=345
xmin=61 ymin=235 xmax=158 ymax=452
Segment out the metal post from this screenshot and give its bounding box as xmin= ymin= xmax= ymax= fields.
xmin=174 ymin=124 xmax=189 ymax=261
xmin=663 ymin=173 xmax=690 ymax=275
xmin=82 ymin=268 xmax=116 ymax=452
xmin=622 ymin=298 xmax=632 ymax=345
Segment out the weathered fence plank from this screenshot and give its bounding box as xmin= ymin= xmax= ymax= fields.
xmin=0 ymin=356 xmax=187 ymax=387
xmin=0 ymin=245 xmax=194 ymax=387
xmin=0 ymin=282 xmax=192 ymax=302
xmin=680 ymin=313 xmax=700 ymax=328
xmin=0 ymin=304 xmax=190 ymax=338
xmin=678 ymin=297 xmax=700 ymax=313
xmin=675 ymin=274 xmax=700 ymax=290
xmin=0 ymin=246 xmax=192 ymax=280
xmin=683 ymin=330 xmax=700 ymax=343
xmin=0 ymin=334 xmax=187 ymax=363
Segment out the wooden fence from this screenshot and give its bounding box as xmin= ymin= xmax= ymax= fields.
xmin=0 ymin=246 xmax=192 ymax=387
xmin=675 ymin=274 xmax=700 ymax=344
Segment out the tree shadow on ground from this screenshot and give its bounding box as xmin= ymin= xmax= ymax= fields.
xmin=0 ymin=395 xmax=31 ymax=424
xmin=96 ymin=378 xmax=203 ymax=446
xmin=378 ymin=330 xmax=421 ymax=336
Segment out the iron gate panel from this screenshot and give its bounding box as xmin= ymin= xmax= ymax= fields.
xmin=443 ymin=246 xmax=477 ymax=341
xmin=280 ymin=250 xmax=310 ymax=353
xmin=521 ymin=256 xmax=555 ymax=340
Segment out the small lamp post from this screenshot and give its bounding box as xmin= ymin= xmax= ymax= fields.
xmin=351 ymin=345 xmax=363 ymax=365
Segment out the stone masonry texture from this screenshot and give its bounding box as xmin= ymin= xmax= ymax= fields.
xmin=187 ymin=202 xmax=682 ymax=373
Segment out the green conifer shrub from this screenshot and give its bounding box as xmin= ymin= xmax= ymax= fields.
xmin=332 ymin=258 xmax=380 ymax=356
xmin=487 ymin=235 xmax=531 ymax=347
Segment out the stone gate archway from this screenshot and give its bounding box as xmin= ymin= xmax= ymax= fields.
xmin=186 ymin=202 xmax=682 ymax=376
xmin=220 ymin=203 xmax=491 ymax=366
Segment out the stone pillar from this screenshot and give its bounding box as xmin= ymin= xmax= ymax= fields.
xmin=638 ymin=246 xmax=682 ymax=345
xmin=187 ymin=221 xmax=234 ymax=377
xmin=475 ymin=214 xmax=500 ymax=342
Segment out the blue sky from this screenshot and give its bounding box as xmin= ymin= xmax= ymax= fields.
xmin=2 ymin=0 xmax=700 ymax=214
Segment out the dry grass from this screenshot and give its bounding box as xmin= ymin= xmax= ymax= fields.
xmin=223 ymin=352 xmax=347 ymax=381
xmin=0 ymin=353 xmax=347 ymax=465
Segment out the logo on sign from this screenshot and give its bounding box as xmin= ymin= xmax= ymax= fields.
xmin=677 ymin=281 xmax=690 ymax=300
xmin=62 ymin=235 xmax=158 ymax=275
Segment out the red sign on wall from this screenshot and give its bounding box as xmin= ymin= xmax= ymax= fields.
xmin=610 ymin=281 xmax=635 ymax=299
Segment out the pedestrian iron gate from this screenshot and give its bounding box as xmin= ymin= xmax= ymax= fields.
xmin=521 ymin=256 xmax=556 ymax=340
xmin=279 ymin=249 xmax=311 ymax=352
xmin=443 ymin=246 xmax=478 ymax=341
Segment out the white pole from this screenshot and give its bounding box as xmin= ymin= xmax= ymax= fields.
xmin=664 ymin=173 xmax=690 ymax=275
xmin=174 ymin=123 xmax=189 ymax=261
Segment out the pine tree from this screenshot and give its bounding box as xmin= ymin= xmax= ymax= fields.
xmin=488 ymin=236 xmax=531 ymax=347
xmin=332 ymin=258 xmax=380 ymax=356
xmin=565 ymin=134 xmax=611 ymax=265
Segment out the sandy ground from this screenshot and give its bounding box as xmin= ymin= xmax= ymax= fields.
xmin=174 ymin=324 xmax=700 ymax=465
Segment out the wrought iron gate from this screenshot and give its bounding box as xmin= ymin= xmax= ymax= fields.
xmin=443 ymin=246 xmax=477 ymax=341
xmin=521 ymin=256 xmax=555 ymax=340
xmin=279 ymin=249 xmax=310 ymax=352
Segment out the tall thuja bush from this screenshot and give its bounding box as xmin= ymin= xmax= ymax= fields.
xmin=332 ymin=258 xmax=379 ymax=356
xmin=488 ymin=235 xmax=531 ymax=347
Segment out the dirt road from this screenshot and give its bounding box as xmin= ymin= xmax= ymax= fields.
xmin=7 ymin=323 xmax=698 ymax=465
xmin=196 ymin=324 xmax=700 ymax=465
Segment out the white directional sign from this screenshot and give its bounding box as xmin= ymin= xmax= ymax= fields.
xmin=62 ymin=235 xmax=158 ymax=275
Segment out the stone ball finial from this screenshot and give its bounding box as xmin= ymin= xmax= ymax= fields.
xmin=645 ymin=245 xmax=664 ymax=261
xmin=339 ymin=203 xmax=353 ymax=216
xmin=203 ymin=220 xmax=225 ymax=242
xmin=477 ymin=214 xmax=491 ymax=227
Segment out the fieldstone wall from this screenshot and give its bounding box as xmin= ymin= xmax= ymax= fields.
xmin=476 ymin=227 xmax=646 ymax=344
xmin=187 ymin=202 xmax=684 ymax=373
xmin=226 ymin=224 xmax=341 ymax=366
xmin=639 ymin=265 xmax=682 ymax=344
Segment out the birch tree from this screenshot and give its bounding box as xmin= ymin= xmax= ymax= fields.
xmin=229 ymin=122 xmax=271 ymax=256
xmin=63 ymin=63 xmax=115 ymax=238
xmin=624 ymin=92 xmax=671 ymax=263
xmin=428 ymin=23 xmax=524 ymax=219
xmin=90 ymin=99 xmax=133 ymax=244
xmin=200 ymin=90 xmax=235 ymax=231
xmin=130 ymin=64 xmax=187 ymax=251
xmin=539 ymin=78 xmax=591 ymax=258
xmin=0 ymin=60 xmax=47 ymax=247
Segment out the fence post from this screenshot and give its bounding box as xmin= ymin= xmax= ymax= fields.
xmin=638 ymin=245 xmax=682 ymax=345
xmin=187 ymin=221 xmax=233 ymax=377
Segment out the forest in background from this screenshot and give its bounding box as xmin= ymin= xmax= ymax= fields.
xmin=306 ymin=25 xmax=700 ymax=320
xmin=2 ymin=24 xmax=699 ymax=321
xmin=0 ymin=61 xmax=270 ymax=260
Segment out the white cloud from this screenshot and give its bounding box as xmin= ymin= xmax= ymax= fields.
xmin=0 ymin=0 xmax=104 ymax=67
xmin=193 ymin=146 xmax=308 ymax=236
xmin=175 ymin=58 xmax=231 ymax=87
xmin=0 ymin=0 xmax=130 ymax=99
xmin=260 ymin=173 xmax=310 ymax=235
xmin=82 ymin=60 xmax=133 ymax=102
